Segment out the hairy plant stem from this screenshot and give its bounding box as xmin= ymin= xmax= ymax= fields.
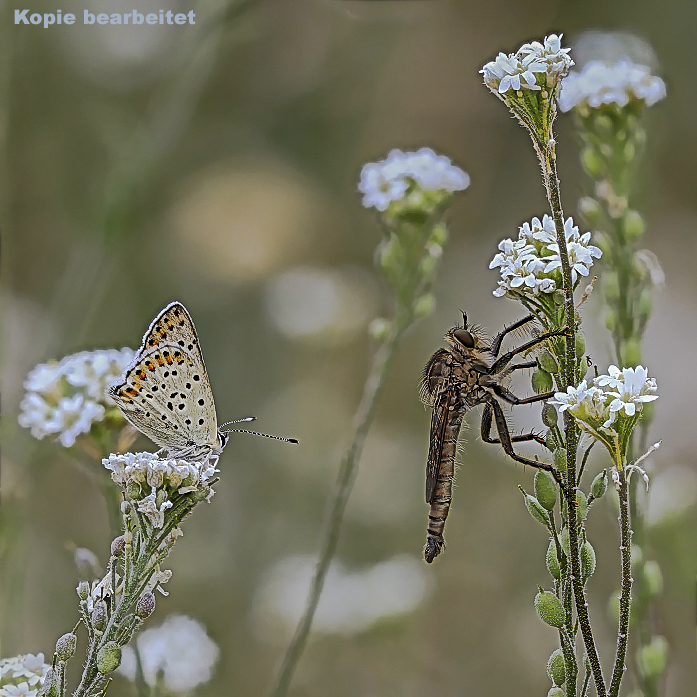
xmin=609 ymin=468 xmax=633 ymax=697
xmin=269 ymin=319 xmax=408 ymax=697
xmin=538 ymin=135 xmax=607 ymax=697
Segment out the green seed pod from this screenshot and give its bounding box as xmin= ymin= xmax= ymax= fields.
xmin=603 ymin=272 xmax=620 ymax=301
xmin=546 ymin=648 xmax=566 ymax=686
xmin=542 ymin=404 xmax=558 ymax=429
xmin=532 ymin=369 xmax=554 ymax=394
xmin=604 ymin=309 xmax=617 ymax=333
xmin=638 ymin=288 xmax=653 ymax=323
xmin=581 ymin=539 xmax=597 ymax=580
xmin=554 ymin=448 xmax=567 ymax=474
xmin=520 ymin=488 xmax=550 ymax=527
xmin=136 ymin=591 xmax=156 ymax=619
xmin=547 ymin=688 xmax=565 ymax=697
xmin=546 ymin=538 xmax=561 ymax=580
xmin=623 ymin=140 xmax=636 ymax=162
xmin=91 ymin=600 xmax=107 ymax=632
xmin=535 ymin=590 xmax=566 ymax=628
xmin=592 ymin=231 xmax=610 ymax=256
xmin=643 ymin=560 xmax=663 ymax=598
xmin=96 ymin=642 xmax=122 ymax=675
xmin=623 ymin=338 xmax=642 ymax=368
xmin=535 ymin=471 xmax=557 ymax=511
xmin=545 ymin=427 xmax=558 ymax=450
xmin=637 ymin=635 xmax=668 ymax=679
xmin=595 ymin=113 xmax=613 ymax=134
xmin=591 ymin=470 xmax=608 ymax=499
xmin=538 ymin=350 xmax=560 ymax=374
xmin=55 ymin=632 xmax=77 ymax=661
xmin=413 ymin=293 xmax=436 ymax=320
xmin=77 ymin=581 xmax=90 ymax=601
xmin=378 ymin=236 xmax=401 ymax=274
xmin=429 ymin=223 xmax=448 ymax=246
xmin=578 ymin=196 xmax=602 ymax=225
xmin=191 ymin=486 xmax=211 ymax=503
xmin=558 ymin=527 xmax=571 ymax=558
xmin=575 ymin=490 xmax=589 ymax=524
xmin=624 ymin=209 xmax=645 ymax=242
xmin=581 ymin=147 xmax=604 ymax=178
xmin=575 ymin=332 xmax=586 ymax=357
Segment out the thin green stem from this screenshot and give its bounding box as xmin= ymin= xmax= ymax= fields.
xmin=540 ymin=136 xmax=607 ymax=697
xmin=269 ymin=324 xmax=407 ymax=697
xmin=609 ymin=469 xmax=633 ymax=697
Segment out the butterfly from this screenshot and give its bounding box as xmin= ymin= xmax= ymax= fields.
xmin=109 ymin=301 xmax=296 ymax=465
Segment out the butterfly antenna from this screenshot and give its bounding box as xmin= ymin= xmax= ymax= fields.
xmin=223 ymin=428 xmax=299 ymax=444
xmin=219 ymin=417 xmax=257 ymax=428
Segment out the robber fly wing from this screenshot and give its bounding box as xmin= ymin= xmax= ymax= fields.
xmin=426 ymin=388 xmax=453 ymax=504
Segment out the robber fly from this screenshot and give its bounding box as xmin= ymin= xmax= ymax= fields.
xmin=419 ymin=313 xmax=567 ymax=563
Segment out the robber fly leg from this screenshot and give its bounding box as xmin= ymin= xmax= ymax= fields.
xmin=487 ymin=314 xmax=536 ymax=358
xmin=489 ymin=327 xmax=569 ymax=374
xmin=482 ymin=399 xmax=565 ymax=487
xmin=507 ymin=360 xmax=537 ymax=372
xmin=491 ymin=383 xmax=556 ymax=406
xmin=481 ymin=402 xmax=547 ymax=448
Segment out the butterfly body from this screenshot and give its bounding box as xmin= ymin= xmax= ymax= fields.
xmin=109 ymin=302 xmax=227 ymax=464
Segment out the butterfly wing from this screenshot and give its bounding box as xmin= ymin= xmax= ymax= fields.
xmin=109 ymin=342 xmax=219 ymax=453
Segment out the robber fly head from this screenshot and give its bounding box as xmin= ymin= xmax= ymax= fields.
xmin=444 ymin=311 xmax=486 ymax=359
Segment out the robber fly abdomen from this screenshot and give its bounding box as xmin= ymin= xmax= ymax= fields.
xmin=420 ymin=314 xmax=568 ymax=563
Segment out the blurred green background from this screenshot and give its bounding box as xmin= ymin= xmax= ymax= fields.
xmin=2 ymin=0 xmax=695 ymax=695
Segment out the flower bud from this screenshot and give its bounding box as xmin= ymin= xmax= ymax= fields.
xmin=604 ymin=309 xmax=617 ymax=333
xmin=55 ymin=632 xmax=77 ymax=661
xmin=532 ymin=369 xmax=553 ymax=394
xmin=623 ymin=209 xmax=645 ymax=242
xmin=575 ymin=332 xmax=585 ymax=357
xmin=538 ymin=350 xmax=560 ymax=374
xmin=554 ymin=448 xmax=567 ymax=474
xmin=430 ymin=223 xmax=448 ymax=247
xmin=413 ymin=293 xmax=435 ymax=320
xmin=546 ymin=648 xmax=566 ymax=686
xmin=542 ymin=404 xmax=558 ymax=429
xmin=368 ymin=318 xmax=391 ymax=342
xmin=135 ymin=591 xmax=156 ymax=619
xmin=602 ymin=272 xmax=620 ymax=301
xmin=535 ymin=590 xmax=566 ymax=628
xmin=120 ymin=500 xmax=132 ymax=514
xmin=547 ymin=688 xmax=565 ymax=697
xmin=96 ymin=642 xmax=122 ymax=675
xmin=535 ymin=471 xmax=557 ymax=511
xmin=519 ymin=488 xmax=551 ymax=527
xmin=575 ymin=489 xmax=589 ymax=524
xmin=77 ymin=581 xmax=90 ymax=600
xmin=126 ymin=480 xmax=142 ymax=501
xmin=37 ymin=668 xmax=58 ymax=697
xmin=591 ymin=470 xmax=608 ymax=499
xmin=546 ymin=538 xmax=561 ymax=580
xmin=578 ymin=196 xmax=602 ymax=225
xmin=622 ymin=338 xmax=642 ymax=368
xmin=111 ymin=536 xmax=125 ymax=558
xmin=643 ymin=560 xmax=663 ymax=598
xmin=91 ymin=600 xmax=107 ymax=631
xmin=637 ymin=288 xmax=653 ymax=323
xmin=637 ymin=635 xmax=668 ymax=679
xmin=581 ymin=539 xmax=596 ymax=580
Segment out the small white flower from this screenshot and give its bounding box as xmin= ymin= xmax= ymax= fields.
xmin=481 ymin=34 xmax=573 ymax=95
xmin=558 ymin=60 xmax=666 ymax=112
xmin=137 ymin=488 xmax=173 ymax=529
xmin=118 ymin=615 xmax=219 ymax=692
xmin=595 ymin=365 xmax=658 ymax=427
xmin=0 ymin=654 xmax=50 ymax=695
xmin=358 ymin=148 xmax=469 ymax=211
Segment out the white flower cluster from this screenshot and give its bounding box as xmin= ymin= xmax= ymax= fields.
xmin=558 ymin=60 xmax=666 ymax=112
xmin=550 ymin=365 xmax=658 ymax=431
xmin=103 ymin=452 xmax=218 ymax=528
xmin=118 ymin=615 xmax=219 ymax=692
xmin=358 ymin=148 xmax=469 ymax=211
xmin=481 ymin=34 xmax=573 ymax=94
xmin=0 ymin=654 xmax=51 ymax=697
xmin=489 ymin=214 xmax=601 ymax=298
xmin=18 ymin=348 xmax=134 ymax=447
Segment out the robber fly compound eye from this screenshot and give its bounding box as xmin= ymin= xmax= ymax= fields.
xmin=453 ymin=329 xmax=475 ymax=348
